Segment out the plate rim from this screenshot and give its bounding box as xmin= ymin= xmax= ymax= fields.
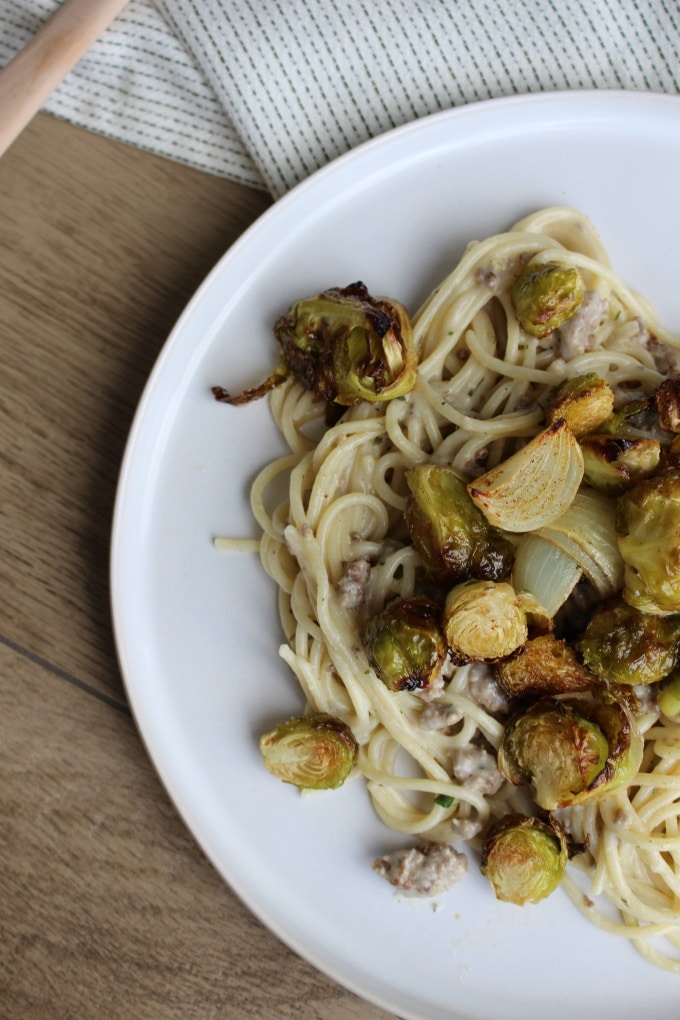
xmin=110 ymin=88 xmax=680 ymax=1020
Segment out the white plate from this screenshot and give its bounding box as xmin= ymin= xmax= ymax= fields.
xmin=111 ymin=92 xmax=680 ymax=1020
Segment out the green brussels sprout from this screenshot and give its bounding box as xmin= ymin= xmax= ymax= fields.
xmin=511 ymin=261 xmax=584 ymax=338
xmin=498 ymin=695 xmax=642 ymax=809
xmin=274 ymin=281 xmax=416 ymax=405
xmin=495 ymin=633 xmax=596 ymax=699
xmin=581 ymin=434 xmax=661 ymax=495
xmin=658 ymin=670 xmax=680 ymax=720
xmin=404 ymin=464 xmax=515 ymax=581
xmin=498 ymin=699 xmax=609 ymax=809
xmin=260 ymin=713 xmax=358 ymax=789
xmin=617 ymin=468 xmax=680 ymax=614
xmin=546 ymin=374 xmax=614 ymax=438
xmin=361 ymin=596 xmax=447 ymax=692
xmin=443 ymin=580 xmax=543 ymax=663
xmin=578 ymin=598 xmax=680 ymax=685
xmin=480 ymin=814 xmax=568 ymax=905
xmin=213 ymin=282 xmax=416 ymax=407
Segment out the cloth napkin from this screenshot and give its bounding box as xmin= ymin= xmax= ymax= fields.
xmin=1 ymin=0 xmax=679 ymax=198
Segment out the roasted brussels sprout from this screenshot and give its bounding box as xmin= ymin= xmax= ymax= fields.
xmin=361 ymin=596 xmax=447 ymax=692
xmin=213 ymin=282 xmax=416 ymax=407
xmin=581 ymin=434 xmax=661 ymax=495
xmin=617 ymin=468 xmax=680 ymax=614
xmin=495 ymin=633 xmax=596 ymax=699
xmin=404 ymin=464 xmax=515 ymax=581
xmin=480 ymin=814 xmax=568 ymax=905
xmin=498 ymin=695 xmax=642 ymax=809
xmin=274 ymin=282 xmax=416 ymax=405
xmin=498 ymin=699 xmax=608 ymax=809
xmin=655 ymin=378 xmax=680 ymax=433
xmin=546 ymin=374 xmax=614 ymax=438
xmin=578 ymin=598 xmax=680 ymax=685
xmin=260 ymin=713 xmax=358 ymax=789
xmin=658 ymin=671 xmax=680 ymax=720
xmin=443 ymin=580 xmax=543 ymax=663
xmin=511 ymin=261 xmax=584 ymax=338
xmin=599 ymin=396 xmax=658 ymax=438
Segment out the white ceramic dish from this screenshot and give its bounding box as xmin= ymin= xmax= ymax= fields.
xmin=111 ymin=92 xmax=680 ymax=1020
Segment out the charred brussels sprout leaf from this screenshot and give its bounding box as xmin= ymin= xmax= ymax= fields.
xmin=655 ymin=378 xmax=680 ymax=433
xmin=404 ymin=464 xmax=515 ymax=581
xmin=481 ymin=814 xmax=568 ymax=905
xmin=581 ymin=434 xmax=661 ymax=495
xmin=496 ymin=633 xmax=596 ymax=699
xmin=274 ymin=281 xmax=416 ymax=406
xmin=599 ymin=396 xmax=659 ymax=438
xmin=578 ymin=599 xmax=680 ymax=685
xmin=511 ymin=262 xmax=584 ymax=338
xmin=546 ymin=374 xmax=614 ymax=438
xmin=443 ymin=580 xmax=543 ymax=663
xmin=617 ymin=468 xmax=680 ymax=615
xmin=361 ymin=596 xmax=446 ymax=692
xmin=498 ymin=695 xmax=642 ymax=809
xmin=260 ymin=713 xmax=358 ymax=789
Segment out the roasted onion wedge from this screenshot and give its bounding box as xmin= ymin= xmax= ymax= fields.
xmin=468 ymin=420 xmax=584 ymax=532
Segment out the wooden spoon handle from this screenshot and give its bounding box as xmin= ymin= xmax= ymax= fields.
xmin=0 ymin=0 xmax=131 ymax=157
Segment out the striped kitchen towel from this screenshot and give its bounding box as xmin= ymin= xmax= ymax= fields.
xmin=1 ymin=0 xmax=679 ymax=196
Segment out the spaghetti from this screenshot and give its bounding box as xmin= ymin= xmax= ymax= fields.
xmin=235 ymin=207 xmax=680 ymax=969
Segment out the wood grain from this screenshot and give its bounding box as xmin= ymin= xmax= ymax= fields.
xmin=0 ymin=114 xmax=395 ymax=1020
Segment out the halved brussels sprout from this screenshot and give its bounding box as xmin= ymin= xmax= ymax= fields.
xmin=578 ymin=598 xmax=680 ymax=686
xmin=480 ymin=814 xmax=568 ymax=905
xmin=581 ymin=434 xmax=661 ymax=495
xmin=617 ymin=468 xmax=680 ymax=615
xmin=213 ymin=281 xmax=416 ymax=407
xmin=361 ymin=596 xmax=447 ymax=692
xmin=511 ymin=261 xmax=584 ymax=338
xmin=498 ymin=695 xmax=642 ymax=809
xmin=546 ymin=374 xmax=614 ymax=438
xmin=443 ymin=580 xmax=544 ymax=664
xmin=498 ymin=699 xmax=608 ymax=809
xmin=260 ymin=713 xmax=358 ymax=789
xmin=495 ymin=633 xmax=596 ymax=699
xmin=404 ymin=464 xmax=515 ymax=581
xmin=275 ymin=281 xmax=416 ymax=405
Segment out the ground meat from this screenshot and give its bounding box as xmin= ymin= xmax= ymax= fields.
xmin=557 ymin=290 xmax=608 ymax=360
xmin=465 ymin=663 xmax=511 ymax=716
xmin=450 ymin=816 xmax=483 ymax=842
xmin=413 ymin=655 xmax=455 ymax=702
xmin=372 ymin=843 xmax=468 ymax=897
xmin=646 ymin=334 xmax=680 ymax=376
xmin=336 ymin=558 xmax=371 ymax=609
xmin=419 ymin=701 xmax=464 ymax=732
xmin=450 ymin=745 xmax=504 ymax=796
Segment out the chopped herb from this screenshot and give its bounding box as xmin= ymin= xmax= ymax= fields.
xmin=435 ymin=794 xmax=455 ymax=808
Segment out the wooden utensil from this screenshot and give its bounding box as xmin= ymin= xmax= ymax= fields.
xmin=0 ymin=0 xmax=131 ymax=157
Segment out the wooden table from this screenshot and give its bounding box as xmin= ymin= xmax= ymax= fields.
xmin=0 ymin=113 xmax=394 ymax=1020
